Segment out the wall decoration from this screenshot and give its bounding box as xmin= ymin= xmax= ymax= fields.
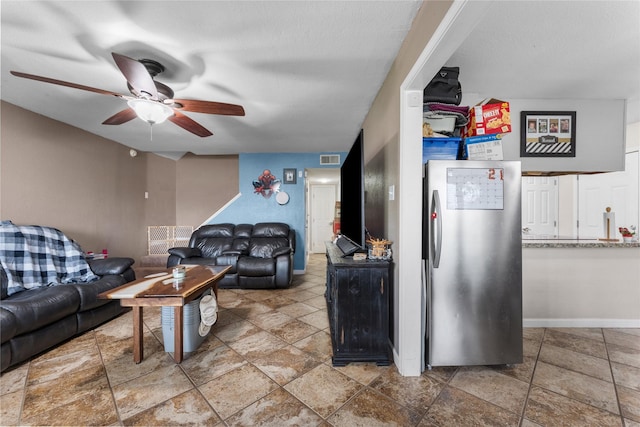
xmin=276 ymin=191 xmax=290 ymax=205
xmin=252 ymin=169 xmax=281 ymax=198
xmin=283 ymin=168 xmax=297 ymax=184
xmin=521 ymin=111 xmax=576 ymax=157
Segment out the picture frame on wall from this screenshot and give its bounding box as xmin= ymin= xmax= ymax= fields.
xmin=520 ymin=111 xmax=576 ymax=157
xmin=283 ymin=168 xmax=297 ymax=184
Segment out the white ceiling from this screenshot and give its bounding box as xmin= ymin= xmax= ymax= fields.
xmin=0 ymin=0 xmax=422 ymax=158
xmin=448 ymin=0 xmax=640 ymax=122
xmin=2 ymin=1 xmax=638 ymax=160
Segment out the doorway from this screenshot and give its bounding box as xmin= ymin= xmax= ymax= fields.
xmin=578 ymin=151 xmax=639 ymax=238
xmin=522 ymin=176 xmax=559 ymax=236
xmin=305 ymin=168 xmax=340 ymax=254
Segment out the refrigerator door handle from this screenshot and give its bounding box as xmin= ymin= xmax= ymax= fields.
xmin=431 ymin=190 xmax=442 ymax=268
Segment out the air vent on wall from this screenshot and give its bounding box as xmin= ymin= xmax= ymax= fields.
xmin=320 ymin=154 xmax=341 ymax=165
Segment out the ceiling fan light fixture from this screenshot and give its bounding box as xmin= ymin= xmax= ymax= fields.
xmin=127 ymin=98 xmax=174 ymax=124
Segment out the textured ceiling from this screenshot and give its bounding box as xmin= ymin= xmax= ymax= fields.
xmin=2 ymin=1 xmax=638 ymax=160
xmin=0 ymin=1 xmax=422 ymax=158
xmin=448 ymin=0 xmax=640 ymax=123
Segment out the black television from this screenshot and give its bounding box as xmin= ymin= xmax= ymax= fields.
xmin=339 ymin=129 xmax=365 ymax=253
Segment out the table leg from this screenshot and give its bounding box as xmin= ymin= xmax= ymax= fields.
xmin=173 ymin=305 xmax=184 ymax=363
xmin=132 ymin=306 xmax=143 ymax=363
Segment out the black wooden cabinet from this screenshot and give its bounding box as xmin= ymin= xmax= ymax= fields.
xmin=325 ymin=242 xmax=392 ymax=366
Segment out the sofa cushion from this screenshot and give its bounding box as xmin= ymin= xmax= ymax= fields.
xmin=0 ymin=309 xmax=17 ymax=343
xmin=168 ymin=247 xmax=201 ymax=258
xmin=192 ymin=224 xmax=235 ymax=240
xmin=234 ymin=224 xmax=253 ymax=238
xmin=0 ymin=286 xmax=80 ymax=335
xmin=251 ymin=222 xmax=290 ymax=238
xmin=237 ymin=257 xmax=276 ymax=277
xmin=77 ymin=301 xmax=124 ymax=333
xmin=197 ymin=237 xmax=235 ymax=258
xmin=88 ymin=257 xmax=135 ymax=276
xmin=9 ymin=316 xmax=77 ymax=369
xmin=231 ymin=238 xmax=250 ymax=254
xmin=215 ymin=255 xmax=239 ymax=273
xmin=66 ymin=275 xmax=128 ymax=311
xmin=249 ymin=238 xmax=291 ymax=258
xmin=272 ymin=246 xmax=292 ymax=257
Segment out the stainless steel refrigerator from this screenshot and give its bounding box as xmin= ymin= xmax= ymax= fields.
xmin=423 ymin=160 xmax=523 ymax=368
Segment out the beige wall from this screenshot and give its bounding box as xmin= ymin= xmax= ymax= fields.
xmin=361 ymin=1 xmax=453 ymax=352
xmin=1 ymin=101 xmax=239 ymax=264
xmin=143 ymin=152 xmax=240 ymax=229
xmin=0 ymin=101 xmax=147 ymax=259
xmin=145 ymin=154 xmax=177 ymax=227
xmin=176 ymin=153 xmax=239 ymax=227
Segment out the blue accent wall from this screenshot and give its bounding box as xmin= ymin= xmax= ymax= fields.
xmin=207 ymin=152 xmax=344 ymax=271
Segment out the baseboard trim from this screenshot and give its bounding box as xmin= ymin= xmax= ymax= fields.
xmin=523 ymin=318 xmax=640 ymax=328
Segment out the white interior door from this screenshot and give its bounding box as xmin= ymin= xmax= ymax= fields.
xmin=578 ymin=151 xmax=640 ymax=238
xmin=310 ymin=184 xmax=336 ymax=253
xmin=522 ymin=176 xmax=558 ymax=236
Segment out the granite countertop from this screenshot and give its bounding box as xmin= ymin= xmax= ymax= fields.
xmin=522 ymin=235 xmax=640 ymax=248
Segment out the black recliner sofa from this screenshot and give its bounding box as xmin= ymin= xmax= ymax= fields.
xmin=167 ymin=222 xmax=295 ymax=289
xmin=0 ymin=222 xmax=136 ymax=373
xmin=1 ymin=258 xmax=135 ymax=373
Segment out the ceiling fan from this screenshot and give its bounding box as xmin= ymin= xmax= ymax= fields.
xmin=10 ymin=52 xmax=245 ymax=137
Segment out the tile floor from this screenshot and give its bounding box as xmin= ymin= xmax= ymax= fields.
xmin=1 ymin=254 xmax=639 ymax=426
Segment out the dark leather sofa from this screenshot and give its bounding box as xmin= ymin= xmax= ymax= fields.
xmin=167 ymin=222 xmax=295 ymax=289
xmin=0 ymin=257 xmax=135 ymax=373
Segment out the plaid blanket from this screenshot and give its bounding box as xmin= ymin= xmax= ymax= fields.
xmin=0 ymin=222 xmax=98 ymax=296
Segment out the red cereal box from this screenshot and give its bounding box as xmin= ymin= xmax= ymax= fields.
xmin=465 ymin=98 xmax=511 ymax=137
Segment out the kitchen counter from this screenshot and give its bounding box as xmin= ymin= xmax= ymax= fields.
xmin=522 ymin=240 xmax=640 ymax=328
xmin=522 ymin=236 xmax=639 ymax=248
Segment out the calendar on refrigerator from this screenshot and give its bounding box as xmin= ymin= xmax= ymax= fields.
xmin=446 ymin=168 xmax=504 ymax=210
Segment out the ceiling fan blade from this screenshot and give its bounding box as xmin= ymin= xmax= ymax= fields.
xmin=111 ymin=52 xmax=158 ymax=99
xmin=102 ymin=108 xmax=138 ymax=125
xmin=172 ymin=99 xmax=245 ymax=116
xmin=10 ymin=71 xmax=124 ymax=97
xmin=168 ymin=111 xmax=213 ymax=137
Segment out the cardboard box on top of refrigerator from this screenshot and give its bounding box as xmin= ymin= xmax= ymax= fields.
xmin=464 ymin=134 xmax=504 ymax=160
xmin=465 ymin=98 xmax=511 ymax=137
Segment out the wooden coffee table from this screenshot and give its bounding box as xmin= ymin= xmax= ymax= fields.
xmin=99 ymin=264 xmax=230 ymax=364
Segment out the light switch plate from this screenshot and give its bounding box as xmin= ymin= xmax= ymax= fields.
xmin=408 ymin=92 xmax=422 ymax=107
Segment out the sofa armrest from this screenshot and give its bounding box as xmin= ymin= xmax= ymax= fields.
xmin=272 ymin=246 xmax=292 ymax=257
xmin=89 ymin=257 xmax=134 ymax=276
xmin=288 ymin=230 xmax=296 ymax=254
xmin=168 ymin=247 xmax=201 ymax=258
xmin=221 ymin=250 xmax=242 ymax=256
